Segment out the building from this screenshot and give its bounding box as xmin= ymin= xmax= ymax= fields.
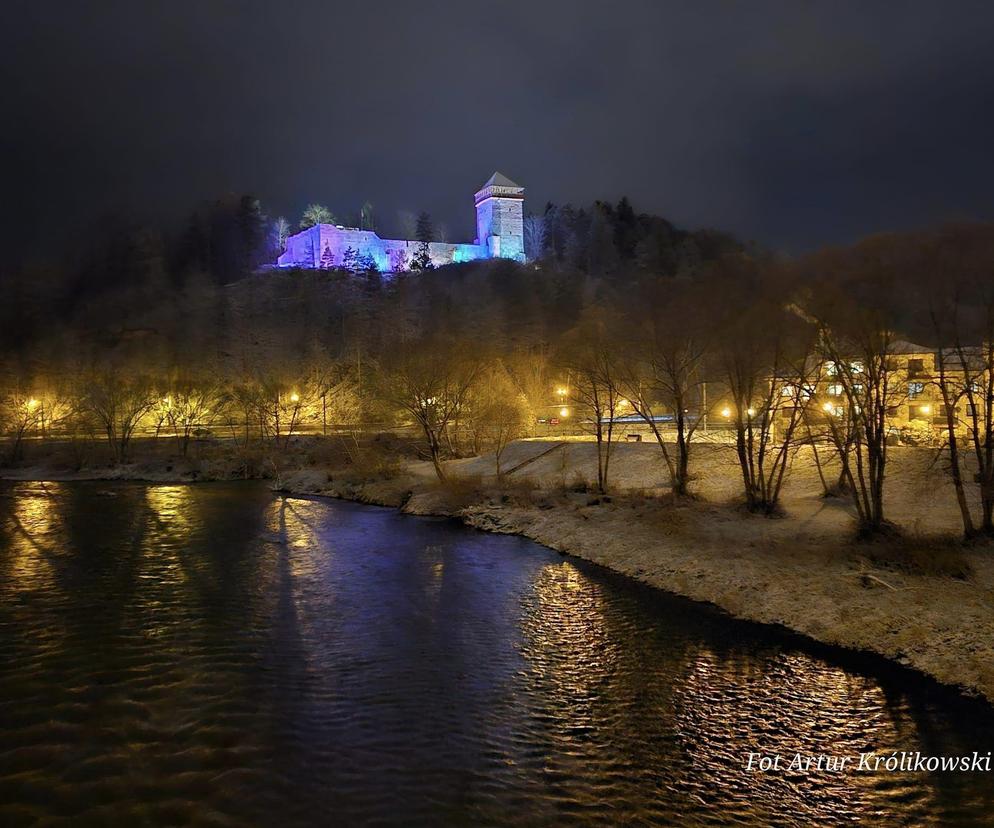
xmin=783 ymin=341 xmax=987 ymax=442
xmin=277 ymin=172 xmax=525 ymax=271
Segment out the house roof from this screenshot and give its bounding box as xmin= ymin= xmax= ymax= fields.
xmin=888 ymin=339 xmax=933 ymax=355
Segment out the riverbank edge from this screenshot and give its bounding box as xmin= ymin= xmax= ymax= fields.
xmin=280 ymin=475 xmax=994 ymax=707
xmin=5 ymin=467 xmax=992 ymax=705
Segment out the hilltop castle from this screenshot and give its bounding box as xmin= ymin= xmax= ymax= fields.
xmin=277 ymin=172 xmax=525 ymax=271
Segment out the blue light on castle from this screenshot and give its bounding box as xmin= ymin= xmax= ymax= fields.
xmin=277 ymin=172 xmax=525 ymax=271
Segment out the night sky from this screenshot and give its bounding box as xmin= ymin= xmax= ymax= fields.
xmin=4 ymin=1 xmax=994 ymax=262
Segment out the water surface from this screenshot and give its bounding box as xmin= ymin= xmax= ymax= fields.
xmin=1 ymin=481 xmax=993 ymax=825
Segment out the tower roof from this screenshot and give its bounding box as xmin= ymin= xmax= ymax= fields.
xmin=475 ymin=171 xmax=524 ymax=204
xmin=480 ymin=171 xmax=522 ymax=190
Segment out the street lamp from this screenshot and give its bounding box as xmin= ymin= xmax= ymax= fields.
xmin=559 ymin=407 xmax=569 ymax=418
xmin=720 ymin=406 xmax=731 ymax=418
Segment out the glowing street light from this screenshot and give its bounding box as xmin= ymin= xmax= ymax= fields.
xmin=746 ymin=407 xmax=756 ymax=417
xmin=290 ymin=392 xmax=300 ymax=403
xmin=26 ymin=398 xmax=38 ymax=411
xmin=559 ymin=407 xmax=569 ymax=418
xmin=822 ymin=401 xmax=835 ymax=413
xmin=919 ymin=404 xmax=931 ymax=415
xmin=720 ymin=406 xmax=732 ymax=418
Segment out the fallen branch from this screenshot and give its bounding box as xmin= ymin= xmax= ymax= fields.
xmin=857 ymin=571 xmax=905 ymax=591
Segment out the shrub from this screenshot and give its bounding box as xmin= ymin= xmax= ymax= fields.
xmin=900 ymin=419 xmax=936 ymax=447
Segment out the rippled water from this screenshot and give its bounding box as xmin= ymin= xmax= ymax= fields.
xmin=1 ymin=482 xmax=993 ymax=825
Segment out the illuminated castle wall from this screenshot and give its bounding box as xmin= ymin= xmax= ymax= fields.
xmin=277 ymin=172 xmax=525 ymax=271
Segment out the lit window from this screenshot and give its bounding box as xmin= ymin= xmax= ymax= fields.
xmin=850 ymin=361 xmax=865 ymax=374
xmin=828 ymin=384 xmax=843 ymax=396
xmin=908 ymin=381 xmax=924 ymax=399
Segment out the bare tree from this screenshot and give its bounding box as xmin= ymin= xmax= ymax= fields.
xmin=523 ymin=214 xmax=546 ymax=260
xmin=466 ymin=361 xmax=530 ymax=478
xmin=256 ymin=376 xmax=307 ymax=451
xmin=160 ymin=371 xmax=229 ymax=455
xmin=714 ymin=258 xmax=818 ymax=513
xmin=79 ymin=371 xmax=156 ymax=463
xmin=798 ymin=242 xmax=908 ymax=537
xmin=299 ymin=204 xmax=334 ymax=230
xmin=619 ymin=281 xmax=711 ymax=497
xmin=273 ymin=216 xmax=291 ymax=252
xmin=1 ymin=389 xmax=42 ymax=463
xmin=920 ymin=224 xmax=994 ymax=538
xmin=382 ymin=337 xmax=481 ymax=481
xmin=563 ymin=311 xmax=623 ymax=493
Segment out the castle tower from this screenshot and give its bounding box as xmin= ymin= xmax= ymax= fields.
xmin=474 ymin=172 xmax=525 ymax=261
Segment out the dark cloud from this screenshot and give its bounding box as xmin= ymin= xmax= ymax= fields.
xmin=4 ymin=0 xmax=994 ymax=263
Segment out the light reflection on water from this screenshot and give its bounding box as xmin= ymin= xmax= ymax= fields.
xmin=0 ymin=481 xmax=992 ymax=826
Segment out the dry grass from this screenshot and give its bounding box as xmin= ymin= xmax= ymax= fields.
xmin=423 ymin=473 xmax=487 ymax=512
xmin=858 ymin=534 xmax=975 ymax=580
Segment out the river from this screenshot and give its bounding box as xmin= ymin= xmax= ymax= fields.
xmin=1 ymin=481 xmax=992 ymax=825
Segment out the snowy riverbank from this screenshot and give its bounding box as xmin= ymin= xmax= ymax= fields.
xmin=282 ymin=439 xmax=994 ymax=704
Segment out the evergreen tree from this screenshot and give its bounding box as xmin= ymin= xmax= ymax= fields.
xmin=341 ymin=247 xmax=359 ymax=272
xmin=411 ymin=243 xmax=433 ymax=271
xmin=320 ymin=244 xmax=335 ymax=269
xmin=587 ymin=204 xmax=619 ymax=275
xmin=415 ymin=211 xmax=435 ymax=243
xmin=412 ymin=211 xmax=435 ymax=270
xmin=236 ymin=195 xmax=267 ymax=273
xmin=613 ymin=196 xmax=639 ymax=261
xmin=357 ymin=251 xmax=377 ymax=272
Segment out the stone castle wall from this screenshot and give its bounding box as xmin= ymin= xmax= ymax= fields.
xmin=278 ymin=225 xmax=488 ymax=271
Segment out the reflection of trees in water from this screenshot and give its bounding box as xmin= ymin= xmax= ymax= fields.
xmin=670 ymin=633 xmax=994 ymax=823
xmin=670 ymin=648 xmax=903 ymax=823
xmin=515 ymin=561 xmax=711 ymax=818
xmin=514 ymin=560 xmax=994 ymax=824
xmin=520 ymin=561 xmax=613 ymax=714
xmin=0 ymin=481 xmax=67 ymax=594
xmin=3 ymin=485 xmax=994 ymax=824
xmin=875 ymin=678 xmax=994 ymax=818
